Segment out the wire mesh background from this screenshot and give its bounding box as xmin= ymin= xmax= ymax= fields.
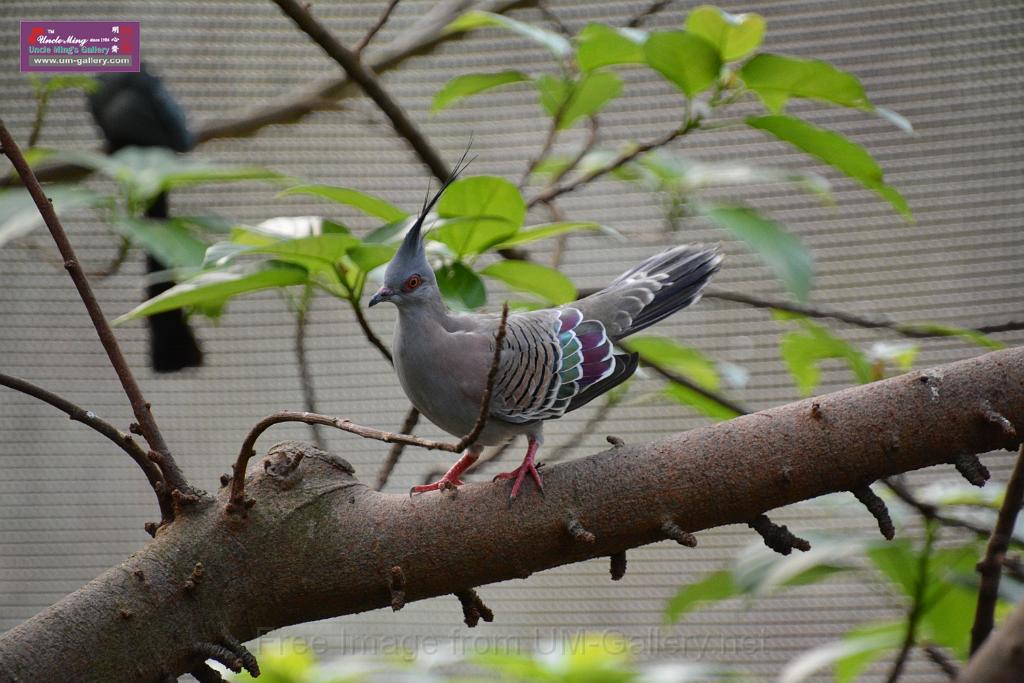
xmin=1 ymin=1 xmax=1022 ymax=680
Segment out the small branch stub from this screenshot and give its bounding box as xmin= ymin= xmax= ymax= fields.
xmin=661 ymin=520 xmax=698 ymax=547
xmin=851 ymin=485 xmax=896 ymax=540
xmin=748 ymin=514 xmax=811 ymax=555
xmin=610 ymin=551 xmax=627 ymax=581
xmin=454 ymin=588 xmax=494 ymax=628
xmin=388 ymin=566 xmax=406 ymax=611
xmin=954 ymin=453 xmax=990 ymax=487
xmin=566 ymin=516 xmax=596 ymax=544
xmin=978 ymin=399 xmax=1018 ymax=448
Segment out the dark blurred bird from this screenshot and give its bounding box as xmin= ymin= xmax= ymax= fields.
xmin=88 ymin=64 xmax=202 ymax=372
xmin=368 ymin=161 xmax=722 ymax=501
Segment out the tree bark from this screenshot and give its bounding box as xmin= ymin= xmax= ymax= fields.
xmin=0 ymin=348 xmax=1021 ymax=682
xmin=959 ymin=597 xmax=1024 ymax=683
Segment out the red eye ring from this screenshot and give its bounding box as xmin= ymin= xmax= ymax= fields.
xmin=403 ymin=274 xmax=422 ymax=292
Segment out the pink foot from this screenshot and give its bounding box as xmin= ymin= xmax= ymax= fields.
xmin=493 ymin=438 xmax=543 ymax=500
xmin=410 ymin=449 xmax=479 ymax=496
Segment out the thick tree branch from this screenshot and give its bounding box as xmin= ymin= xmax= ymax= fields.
xmin=959 ymin=597 xmax=1024 ymax=683
xmin=1 ymin=348 xmax=1021 ymax=680
xmin=0 ymin=119 xmax=191 ymax=507
xmin=970 ymin=444 xmax=1024 ymax=653
xmin=0 ymin=372 xmax=171 ymax=519
xmin=271 ymin=0 xmax=450 ymax=182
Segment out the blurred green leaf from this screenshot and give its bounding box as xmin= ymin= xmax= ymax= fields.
xmin=664 ymin=383 xmax=741 ymax=421
xmin=31 ymin=74 xmax=99 ymax=94
xmin=576 ymin=23 xmax=645 ymax=71
xmin=627 ymin=336 xmax=719 ymax=388
xmin=747 ymin=115 xmax=912 ymax=220
xmin=436 ymin=261 xmax=486 ymax=311
xmin=705 ymin=205 xmax=814 ymax=302
xmin=779 ymin=623 xmax=902 ymax=683
xmin=0 ymin=185 xmax=109 ymax=246
xmin=113 ymin=217 xmax=208 ymax=270
xmin=279 ymin=185 xmax=408 ymax=222
xmin=685 ymin=5 xmax=765 ymax=61
xmin=664 ymin=571 xmax=737 ymax=624
xmin=446 ymin=11 xmax=571 ymax=58
xmin=644 ymin=31 xmax=721 ymax=97
xmin=740 ymin=54 xmax=872 ymax=113
xmin=115 ymin=263 xmax=307 ymax=323
xmin=346 ymin=243 xmax=395 ymax=274
xmin=536 ymin=71 xmax=623 ymax=130
xmin=432 ymin=71 xmax=531 ymax=112
xmin=903 ymin=323 xmax=1004 ymax=350
xmin=778 ymin=318 xmax=871 ymax=394
xmin=480 ymin=260 xmax=576 ymax=305
xmin=492 ymin=221 xmax=601 ymax=249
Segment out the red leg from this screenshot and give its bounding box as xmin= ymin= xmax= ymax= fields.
xmin=493 ymin=436 xmax=543 ymax=500
xmin=410 ymin=448 xmax=479 ymax=495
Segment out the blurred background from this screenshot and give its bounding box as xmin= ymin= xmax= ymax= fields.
xmin=1 ymin=1 xmax=1022 ymax=681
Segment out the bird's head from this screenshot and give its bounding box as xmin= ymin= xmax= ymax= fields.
xmin=369 ymin=151 xmax=473 ymax=309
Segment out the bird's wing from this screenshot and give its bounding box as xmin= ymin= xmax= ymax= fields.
xmin=490 ymin=308 xmax=631 ymax=423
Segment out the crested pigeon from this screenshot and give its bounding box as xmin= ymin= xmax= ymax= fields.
xmin=369 ymin=169 xmax=722 ymax=500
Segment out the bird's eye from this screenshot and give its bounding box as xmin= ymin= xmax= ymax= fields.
xmin=403 ymin=274 xmax=422 ymax=292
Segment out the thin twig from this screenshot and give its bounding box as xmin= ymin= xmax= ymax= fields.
xmin=89 ymin=236 xmax=132 ymax=279
xmin=0 ymin=119 xmax=190 ymax=504
xmin=885 ymin=520 xmax=936 ymax=683
xmin=621 ymin=340 xmax=749 ymax=417
xmin=230 ymin=304 xmax=510 ymax=510
xmin=353 ymin=0 xmax=402 ymax=56
xmin=0 ymin=372 xmax=171 ymax=519
xmin=970 ymin=443 xmax=1024 ymax=654
xmin=528 ymin=119 xmax=699 ymax=208
xmin=455 ymin=303 xmax=509 ymax=452
xmin=923 ymin=644 xmax=959 ymax=679
xmin=883 ymin=478 xmax=1024 ymax=548
xmin=536 ymin=1 xmax=572 ymax=37
xmin=627 ymin=0 xmax=676 ymax=27
xmin=271 ymin=0 xmax=450 ymax=182
xmin=348 ymin=295 xmax=393 ymax=364
xmin=375 ymin=406 xmax=420 ymax=490
xmin=705 ymin=289 xmax=1023 ymax=339
xmin=546 ymin=116 xmax=599 ymax=190
xmin=294 ymin=284 xmax=325 ymax=449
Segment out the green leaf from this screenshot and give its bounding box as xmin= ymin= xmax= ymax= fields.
xmin=436 ymin=261 xmax=486 ymax=311
xmin=278 ymin=185 xmax=408 ymax=222
xmin=664 ymin=571 xmax=737 ymax=624
xmin=664 ymin=383 xmax=741 ymax=421
xmin=536 ymin=71 xmax=623 ymax=130
xmin=115 ymin=263 xmax=307 ymax=323
xmin=747 ymin=115 xmax=912 ymax=220
xmin=685 ymin=5 xmax=765 ymax=61
xmin=32 ymin=74 xmax=99 ymax=94
xmin=492 ymin=221 xmax=601 ymax=248
xmin=445 ymin=11 xmax=571 ymax=58
xmin=480 ymin=260 xmax=576 ymax=305
xmin=740 ymin=54 xmax=872 ymax=114
xmin=0 ymin=185 xmax=108 ymax=247
xmin=433 ymin=176 xmax=526 ymax=257
xmin=432 ymin=71 xmax=531 ymax=112
xmin=113 ymin=217 xmax=208 ymax=270
xmin=576 ymin=23 xmax=645 ymax=71
xmin=346 ymin=243 xmax=395 ymax=274
xmin=705 ymin=205 xmax=814 ymax=302
xmin=778 ymin=318 xmax=872 ymax=395
xmin=644 ymin=31 xmax=722 ymax=97
xmin=626 ymin=336 xmax=719 ymax=389
xmin=903 ymin=323 xmax=1004 ymax=350
xmin=779 ymin=623 xmax=903 ymax=683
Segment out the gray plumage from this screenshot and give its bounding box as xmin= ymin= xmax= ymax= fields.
xmin=369 ymin=165 xmax=722 ymax=496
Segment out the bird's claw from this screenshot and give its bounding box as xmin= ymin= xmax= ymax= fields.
xmin=493 ymin=460 xmax=544 ymax=501
xmin=409 ymin=476 xmax=464 ymax=497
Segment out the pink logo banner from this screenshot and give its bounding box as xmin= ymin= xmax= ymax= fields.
xmin=21 ymin=21 xmax=140 ymax=72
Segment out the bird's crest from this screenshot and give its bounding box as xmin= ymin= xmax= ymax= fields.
xmin=398 ymin=144 xmax=476 ymax=258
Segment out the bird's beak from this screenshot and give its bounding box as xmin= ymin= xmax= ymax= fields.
xmin=368 ymin=286 xmax=393 ymax=307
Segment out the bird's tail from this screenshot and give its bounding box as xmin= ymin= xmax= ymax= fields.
xmin=579 ymin=244 xmax=722 ymax=340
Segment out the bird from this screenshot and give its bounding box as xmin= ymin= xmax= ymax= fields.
xmin=369 ymin=164 xmax=722 ymax=501
xmin=88 ymin=64 xmax=203 ymax=373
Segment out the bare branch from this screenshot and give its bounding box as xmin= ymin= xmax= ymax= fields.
xmin=0 ymin=372 xmax=171 ymax=519
xmin=971 ymin=444 xmax=1024 ymax=653
xmin=271 ymin=0 xmax=450 ymax=182
xmin=348 ymin=295 xmax=393 ymax=364
xmin=293 ymin=284 xmax=325 ymax=449
xmin=375 ymin=406 xmax=420 ymax=490
xmin=627 ymin=0 xmax=676 ymax=27
xmin=353 ymin=0 xmax=402 ymax=56
xmin=455 ymin=302 xmax=510 ymax=452
xmin=0 ymin=118 xmax=190 ymax=504
xmin=705 ymin=288 xmax=1023 ymax=339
